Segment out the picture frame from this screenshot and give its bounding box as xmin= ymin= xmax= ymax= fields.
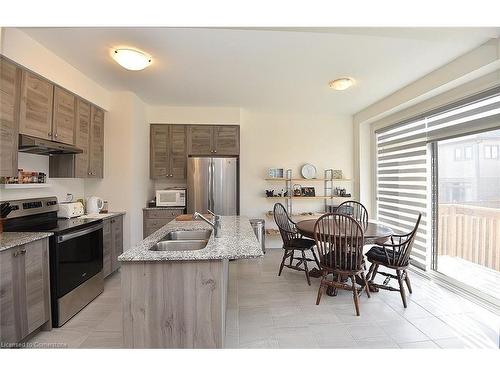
xmin=301 ymin=187 xmax=315 ymax=197
xmin=268 ymin=168 xmax=284 ymax=179
xmin=332 ymin=170 xmax=343 ymax=179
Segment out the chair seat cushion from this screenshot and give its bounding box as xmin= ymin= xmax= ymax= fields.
xmin=285 ymin=238 xmax=316 ymax=249
xmin=366 ymin=246 xmax=405 ymax=265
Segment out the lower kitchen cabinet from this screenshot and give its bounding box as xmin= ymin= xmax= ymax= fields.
xmin=0 ymin=238 xmax=51 ymax=345
xmin=143 ymin=208 xmax=184 ymax=238
xmin=102 ymin=214 xmax=124 ymax=278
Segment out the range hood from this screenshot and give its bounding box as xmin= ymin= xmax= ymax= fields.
xmin=18 ymin=134 xmax=83 ymax=155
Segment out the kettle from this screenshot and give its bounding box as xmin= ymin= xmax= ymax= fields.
xmin=86 ymin=196 xmax=104 ymax=214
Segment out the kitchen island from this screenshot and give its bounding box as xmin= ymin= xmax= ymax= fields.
xmin=118 ymin=216 xmax=263 ymax=348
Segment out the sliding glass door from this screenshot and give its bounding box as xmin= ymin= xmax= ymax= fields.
xmin=433 ymin=128 xmax=500 ymax=302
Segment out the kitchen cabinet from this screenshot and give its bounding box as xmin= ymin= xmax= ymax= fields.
xmin=89 ymin=106 xmax=104 ymax=178
xmin=0 ymin=57 xmax=21 ymax=178
xmin=187 ymin=125 xmax=213 ymax=155
xmin=49 ymin=102 xmax=105 ymax=179
xmin=74 ymin=99 xmax=92 ymax=178
xmin=19 ymin=70 xmax=54 ymax=140
xmin=213 ymin=125 xmax=239 ymax=155
xmin=102 ymin=219 xmax=112 ymax=277
xmin=52 ymin=86 xmax=76 ymax=145
xmin=102 ymin=215 xmax=124 ymax=278
xmin=143 ymin=208 xmax=184 ymax=238
xmin=0 ymin=238 xmax=51 ymax=345
xmin=150 ymin=124 xmax=186 ymax=179
xmin=187 ymin=125 xmax=239 ymax=156
xmin=111 ymin=215 xmax=123 ymax=273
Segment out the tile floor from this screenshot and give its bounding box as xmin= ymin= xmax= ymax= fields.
xmin=26 ymin=249 xmax=500 ymax=349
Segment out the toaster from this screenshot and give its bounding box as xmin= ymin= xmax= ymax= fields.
xmin=58 ymin=202 xmax=85 ymax=218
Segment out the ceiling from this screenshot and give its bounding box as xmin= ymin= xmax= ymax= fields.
xmin=19 ymin=27 xmax=500 ymax=115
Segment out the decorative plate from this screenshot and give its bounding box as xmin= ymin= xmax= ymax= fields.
xmin=301 ymin=164 xmax=317 ymax=179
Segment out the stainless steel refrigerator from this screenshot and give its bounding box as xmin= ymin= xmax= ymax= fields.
xmin=187 ymin=157 xmax=239 ymax=215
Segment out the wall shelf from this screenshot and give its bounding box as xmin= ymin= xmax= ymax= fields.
xmin=1 ymin=184 xmax=52 ymax=189
xmin=264 ymin=168 xmax=353 ymax=218
xmin=265 ymin=178 xmax=351 ymax=182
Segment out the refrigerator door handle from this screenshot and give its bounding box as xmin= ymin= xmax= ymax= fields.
xmin=210 ymin=158 xmax=215 ymax=211
xmin=207 ymin=158 xmax=212 ymax=211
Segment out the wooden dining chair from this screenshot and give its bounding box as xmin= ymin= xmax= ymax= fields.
xmin=335 ymin=201 xmax=369 ymax=228
xmin=313 ymin=213 xmax=370 ymax=316
xmin=273 ymin=203 xmax=320 ymax=285
xmin=365 ymin=214 xmax=422 ymax=308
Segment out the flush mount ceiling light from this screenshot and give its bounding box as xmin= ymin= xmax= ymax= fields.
xmin=112 ymin=48 xmax=152 ymax=71
xmin=328 ymin=77 xmax=355 ymax=91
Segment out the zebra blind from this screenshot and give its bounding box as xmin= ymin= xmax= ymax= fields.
xmin=376 ymin=119 xmax=429 ymax=270
xmin=375 ymin=87 xmax=500 ymax=270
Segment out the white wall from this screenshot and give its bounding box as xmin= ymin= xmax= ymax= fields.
xmin=85 ymin=92 xmax=153 ymax=250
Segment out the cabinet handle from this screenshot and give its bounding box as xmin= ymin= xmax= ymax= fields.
xmin=54 ymin=133 xmax=58 ymax=138
xmin=20 ymin=249 xmax=26 ymax=255
xmin=48 ymin=132 xmax=52 ymax=137
xmin=214 ymin=150 xmax=217 ymax=153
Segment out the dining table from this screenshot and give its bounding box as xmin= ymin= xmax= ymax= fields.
xmin=295 ymin=218 xmax=395 ymax=294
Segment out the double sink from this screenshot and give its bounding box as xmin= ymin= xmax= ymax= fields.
xmin=150 ymin=229 xmax=212 ymax=251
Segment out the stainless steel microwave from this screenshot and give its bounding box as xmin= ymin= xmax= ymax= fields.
xmin=155 ymin=189 xmax=186 ymax=207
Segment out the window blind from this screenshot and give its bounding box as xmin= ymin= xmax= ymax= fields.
xmin=375 ymin=87 xmax=500 ymax=271
xmin=376 ymin=119 xmax=429 ymax=270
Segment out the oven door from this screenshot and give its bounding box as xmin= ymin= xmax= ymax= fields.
xmin=54 ymin=222 xmax=103 ymax=298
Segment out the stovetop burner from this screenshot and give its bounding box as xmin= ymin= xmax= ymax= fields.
xmin=1 ymin=196 xmax=102 ymax=234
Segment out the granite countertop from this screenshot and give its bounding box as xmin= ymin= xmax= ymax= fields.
xmin=143 ymin=207 xmax=185 ymax=210
xmin=119 ymin=216 xmax=264 ymax=262
xmin=0 ymin=232 xmax=53 ymax=252
xmin=79 ymin=212 xmax=125 ymax=220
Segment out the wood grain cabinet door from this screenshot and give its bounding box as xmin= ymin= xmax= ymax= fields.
xmin=21 ymin=240 xmax=50 ymax=336
xmin=111 ymin=216 xmax=123 ymax=273
xmin=0 ymin=58 xmax=21 ymax=178
xmin=0 ymin=247 xmax=22 ymax=344
xmin=150 ymin=125 xmax=170 ymax=178
xmin=74 ymin=99 xmax=91 ymax=178
xmin=169 ymin=125 xmax=186 ymax=179
xmin=52 ymin=86 xmax=76 ymax=145
xmin=89 ymin=106 xmax=104 ymax=178
xmin=187 ymin=125 xmax=214 ymax=155
xmin=214 ymin=125 xmax=239 ymax=155
xmin=19 ymin=70 xmax=54 ymax=140
xmin=102 ymin=219 xmax=112 ymax=278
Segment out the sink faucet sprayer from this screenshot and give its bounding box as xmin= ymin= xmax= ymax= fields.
xmin=193 ymin=210 xmax=221 ymax=238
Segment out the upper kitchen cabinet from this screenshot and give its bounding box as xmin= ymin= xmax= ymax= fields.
xmin=187 ymin=125 xmax=213 ymax=155
xmin=74 ymin=99 xmax=91 ymax=178
xmin=0 ymin=57 xmax=21 ymax=178
xmin=214 ymin=125 xmax=239 ymax=155
xmin=150 ymin=124 xmax=170 ymax=178
xmin=19 ymin=70 xmax=54 ymax=140
xmin=170 ymin=125 xmax=187 ymax=179
xmin=150 ymin=124 xmax=186 ymax=179
xmin=187 ymin=125 xmax=240 ymax=156
xmin=88 ymin=106 xmax=104 ymax=178
xmin=52 ymin=86 xmax=76 ymax=145
xmin=49 ymin=102 xmax=104 ymax=179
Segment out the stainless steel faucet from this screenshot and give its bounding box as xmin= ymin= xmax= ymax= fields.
xmin=193 ymin=210 xmax=221 ymax=238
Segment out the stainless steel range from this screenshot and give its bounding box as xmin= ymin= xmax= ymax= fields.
xmin=1 ymin=196 xmax=104 ymax=327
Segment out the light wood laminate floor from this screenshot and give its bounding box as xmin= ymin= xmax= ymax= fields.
xmin=26 ymin=249 xmax=499 ymax=348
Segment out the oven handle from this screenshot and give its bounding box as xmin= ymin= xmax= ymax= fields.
xmin=57 ymin=223 xmax=103 ymax=243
